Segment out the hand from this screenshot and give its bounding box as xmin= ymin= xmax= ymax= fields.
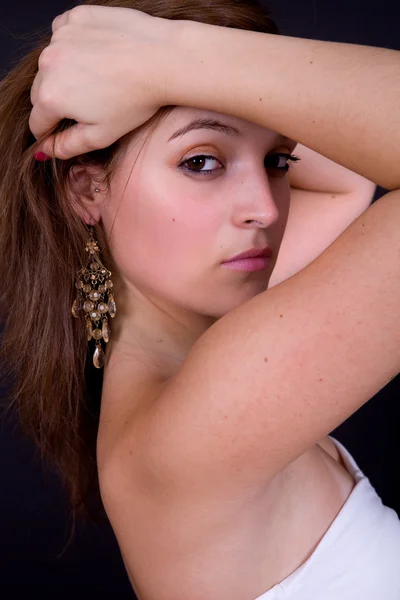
xmin=29 ymin=5 xmax=176 ymax=159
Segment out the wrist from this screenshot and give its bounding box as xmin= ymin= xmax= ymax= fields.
xmin=159 ymin=17 xmax=192 ymax=107
xmin=147 ymin=15 xmax=193 ymax=108
xmin=163 ymin=19 xmax=252 ymax=114
xmin=123 ymin=11 xmax=184 ymax=109
xmin=163 ymin=18 xmax=213 ymax=108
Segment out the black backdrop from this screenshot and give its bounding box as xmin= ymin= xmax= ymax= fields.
xmin=1 ymin=1 xmax=399 ymax=597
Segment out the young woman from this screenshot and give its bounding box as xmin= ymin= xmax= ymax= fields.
xmin=2 ymin=1 xmax=400 ymax=598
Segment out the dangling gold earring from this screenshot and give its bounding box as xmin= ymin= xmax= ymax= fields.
xmin=71 ymin=225 xmax=116 ymax=369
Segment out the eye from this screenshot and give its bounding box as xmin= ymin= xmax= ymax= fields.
xmin=178 ymin=155 xmax=223 ymax=176
xmin=178 ymin=153 xmax=301 ymax=177
xmin=265 ymin=153 xmax=300 ymax=172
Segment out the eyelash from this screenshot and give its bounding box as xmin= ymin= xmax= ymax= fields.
xmin=178 ymin=153 xmax=301 ymax=177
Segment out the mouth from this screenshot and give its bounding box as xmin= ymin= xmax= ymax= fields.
xmin=221 ymin=256 xmax=272 ymax=272
xmin=222 ymin=246 xmax=274 ymax=263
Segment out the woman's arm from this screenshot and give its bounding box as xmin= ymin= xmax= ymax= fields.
xmin=270 ymin=184 xmax=376 ymax=287
xmin=267 ymin=144 xmax=377 ymax=286
xmin=123 ymin=22 xmax=400 ymax=498
xmin=288 ymin=143 xmax=377 ymax=195
xmin=168 ymin=21 xmax=400 ymax=191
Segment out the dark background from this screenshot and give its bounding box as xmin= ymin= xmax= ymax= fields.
xmin=1 ymin=1 xmax=399 ymax=597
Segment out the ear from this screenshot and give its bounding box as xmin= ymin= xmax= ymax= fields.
xmin=67 ymin=165 xmax=106 ymax=226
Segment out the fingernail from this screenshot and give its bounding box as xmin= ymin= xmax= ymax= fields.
xmin=34 ymin=152 xmax=50 ymax=161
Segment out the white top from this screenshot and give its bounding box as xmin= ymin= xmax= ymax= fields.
xmin=254 ymin=435 xmax=400 ymax=599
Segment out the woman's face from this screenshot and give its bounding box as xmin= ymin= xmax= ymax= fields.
xmin=99 ymin=106 xmax=297 ymax=325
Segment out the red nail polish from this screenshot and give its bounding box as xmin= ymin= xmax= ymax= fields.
xmin=34 ymin=152 xmax=49 ymax=161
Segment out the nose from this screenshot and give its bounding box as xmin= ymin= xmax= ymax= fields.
xmin=233 ymin=178 xmax=281 ymax=229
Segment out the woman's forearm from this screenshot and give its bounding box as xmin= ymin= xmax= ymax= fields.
xmin=288 ymin=143 xmax=377 ymax=194
xmin=168 ymin=21 xmax=400 ymax=191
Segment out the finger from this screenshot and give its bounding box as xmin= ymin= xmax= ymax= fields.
xmin=30 ymin=71 xmax=42 ymax=107
xmin=52 ymin=10 xmax=71 ymax=34
xmin=29 ymin=100 xmax=62 ymax=144
xmin=39 ymin=123 xmax=101 ymax=160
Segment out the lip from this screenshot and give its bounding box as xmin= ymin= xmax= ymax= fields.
xmin=221 ymin=257 xmax=271 ymax=272
xmin=223 ymin=246 xmax=273 ymax=263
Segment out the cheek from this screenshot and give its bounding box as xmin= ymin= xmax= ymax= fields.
xmin=105 ymin=188 xmax=218 ymax=283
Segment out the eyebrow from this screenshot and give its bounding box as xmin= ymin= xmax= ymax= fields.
xmin=167 ymin=117 xmax=291 ymax=145
xmin=168 ymin=118 xmax=242 ymax=142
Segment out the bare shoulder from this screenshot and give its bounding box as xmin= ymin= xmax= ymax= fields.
xmin=98 ymin=366 xmax=357 ymax=600
xmin=114 ymin=192 xmax=400 ymax=503
xmin=99 ymin=369 xmax=342 ymax=508
xmin=96 ymin=353 xmax=170 ymax=485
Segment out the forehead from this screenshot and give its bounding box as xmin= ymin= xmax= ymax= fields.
xmin=123 ymin=106 xmax=294 ymax=168
xmin=161 ymin=106 xmax=281 ymax=142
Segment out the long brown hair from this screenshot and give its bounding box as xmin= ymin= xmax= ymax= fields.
xmin=0 ymin=0 xmax=279 ymax=555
